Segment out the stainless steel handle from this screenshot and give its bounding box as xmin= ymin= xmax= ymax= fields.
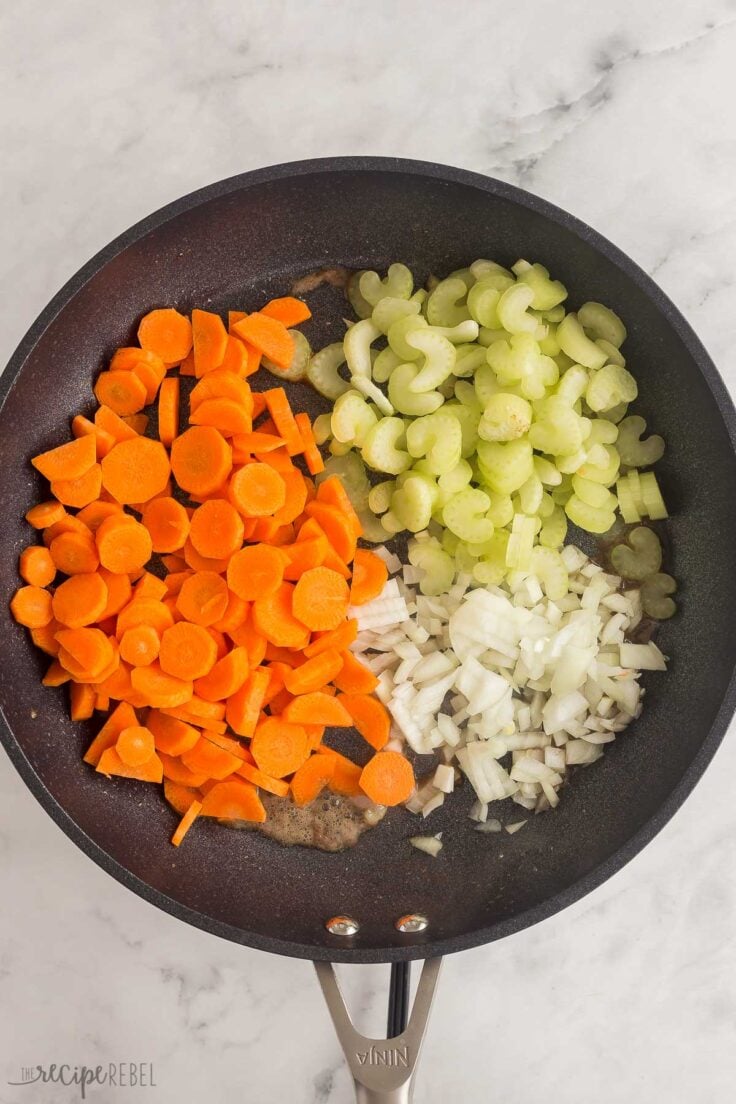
xmin=314 ymin=958 xmax=442 ymax=1104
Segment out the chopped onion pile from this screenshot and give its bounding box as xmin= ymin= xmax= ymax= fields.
xmin=351 ymin=542 xmax=667 ymax=823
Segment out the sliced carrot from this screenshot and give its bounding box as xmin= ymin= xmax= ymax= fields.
xmin=294 ymin=412 xmax=325 ymax=475
xmin=340 ymin=693 xmax=391 ymax=750
xmin=129 ymin=356 xmax=166 ymax=403
xmin=170 ymin=425 xmax=232 ymax=496
xmin=211 ymin=590 xmax=249 ymax=634
xmin=227 ymin=614 xmax=268 ymax=666
xmin=119 ymin=624 xmax=161 ymax=667
xmin=283 ymin=650 xmax=344 ymax=695
xmin=359 ymin=750 xmax=414 ymax=806
xmin=253 ymin=581 xmax=309 ymax=648
xmin=96 ymin=515 xmax=152 ymax=573
xmin=82 ymin=701 xmax=138 ymax=765
xmin=176 ymin=571 xmax=229 ymax=627
xmin=251 ymin=717 xmax=309 ymax=778
xmin=260 ymin=296 xmax=311 ymax=328
xmin=134 ymin=572 xmax=168 ymax=601
xmin=200 ymin=779 xmax=266 ymax=821
xmin=303 ymin=617 xmax=358 ymax=659
xmin=349 ymin=548 xmax=389 ymax=606
xmin=228 ymin=310 xmax=247 ymax=333
xmin=282 ymin=535 xmax=328 ymax=581
xmin=297 ymin=518 xmax=351 ymax=578
xmin=236 ymin=760 xmax=289 ymax=797
xmin=181 ymin=735 xmax=242 ymax=780
xmin=101 ymin=437 xmax=171 ymax=505
xmin=262 ymin=388 xmax=303 ymax=456
xmin=158 ymin=376 xmax=180 ymax=447
xmin=190 ymin=308 xmax=229 ymax=377
xmin=149 ymin=710 xmax=201 ymax=756
xmin=291 ymin=753 xmax=335 ymax=806
xmin=333 ymin=651 xmax=379 ymax=694
xmin=42 ymin=659 xmax=70 ymax=686
xmin=189 ymin=499 xmax=244 ymax=560
xmin=56 ymin=627 xmax=114 ymax=678
xmin=50 ymin=463 xmax=102 ymax=509
xmin=232 ymin=431 xmax=285 ymax=454
xmin=179 ymin=350 xmax=196 ymax=376
xmin=116 ymin=597 xmax=174 ymax=638
xmin=233 ymin=314 xmax=294 ymax=371
xmin=193 ymin=646 xmax=249 ymax=701
xmin=19 ymin=545 xmax=56 ymax=588
xmin=32 ymin=434 xmax=96 ymax=482
xmin=316 ymin=475 xmax=363 ymax=536
xmin=190 ymin=369 xmax=253 ymax=412
xmin=159 ymin=621 xmax=217 ymax=680
xmin=48 ymin=529 xmax=99 ymax=576
xmin=116 ymin=724 xmax=156 ymax=767
xmin=283 ymin=692 xmax=353 ymax=727
xmin=228 ymin=463 xmax=286 ymax=518
xmin=72 ymin=414 xmax=116 ymax=459
xmin=97 ymin=746 xmax=164 ymax=783
xmin=271 ymin=469 xmax=308 ymax=526
xmin=190 ymin=396 xmax=252 ymax=437
xmin=318 ymin=746 xmax=364 ymax=797
xmin=52 ymin=572 xmax=108 ymax=628
xmin=130 ymin=663 xmax=192 ymax=708
xmin=95 ymin=404 xmax=139 ymax=443
xmin=138 ymin=308 xmax=193 ymax=364
xmin=225 ymin=667 xmax=269 ymax=737
xmin=217 ymin=336 xmax=248 ymax=375
xmin=94 ymin=370 xmax=147 ymax=416
xmin=25 ymin=500 xmax=67 ymax=529
xmin=243 ymin=342 xmax=262 ymax=377
xmin=121 ymin=412 xmax=149 ymax=435
xmin=182 ymin=537 xmax=230 ymax=574
xmin=139 ymin=496 xmax=190 ymax=554
xmin=164 ymin=778 xmax=199 ymax=815
xmin=10 ymin=585 xmax=53 ymax=628
xmin=69 ymin=682 xmax=96 ymax=720
xmin=43 ymin=513 xmax=90 ymax=545
xmin=159 ymin=753 xmax=209 ymax=787
xmin=292 ymin=567 xmax=350 ymax=632
xmin=171 ymin=798 xmax=202 ymax=846
xmin=77 ymin=500 xmax=123 ymax=532
xmin=162 ymin=553 xmax=188 ymax=572
xmin=110 ymin=346 xmax=166 ymax=374
xmin=227 ymin=543 xmax=287 ymax=601
xmin=304 ymin=501 xmax=357 ymax=562
xmin=30 ymin=620 xmax=62 ymax=656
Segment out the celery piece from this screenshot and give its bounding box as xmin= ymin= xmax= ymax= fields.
xmin=518 ymin=473 xmax=543 ymax=515
xmin=347 ymin=271 xmax=373 ymax=319
xmin=528 ymin=396 xmax=585 ymax=456
xmin=604 ymin=400 xmax=629 ymax=423
xmin=610 ymin=527 xmax=662 ymax=581
xmin=587 ymin=418 xmax=619 ymax=446
xmin=505 ymin=514 xmax=536 ymax=570
xmin=487 ymin=333 xmax=557 ymax=400
xmin=557 ymin=313 xmax=608 ymax=370
xmin=372 ymin=296 xmax=421 ymax=334
xmin=497 ymin=284 xmax=537 ymax=335
xmin=564 ymin=494 xmax=616 ymax=534
xmin=616 ymin=474 xmax=642 ymax=524
xmin=453 ymin=344 xmax=488 ymax=378
xmin=538 ymin=491 xmax=555 ymax=519
xmin=538 ymin=326 xmax=561 ymax=357
xmin=474 ymin=361 xmax=502 ymax=405
xmin=359 ymin=264 xmax=413 ymax=307
xmin=443 ymin=488 xmax=493 ymax=543
xmin=368 ymin=479 xmax=395 ymax=515
xmin=262 ymin=329 xmax=311 ymax=382
xmin=555 ymin=448 xmax=588 ymax=475
xmin=388 ymin=362 xmax=444 ymax=417
xmin=331 ymin=390 xmax=378 ymax=446
xmin=361 ymin=416 xmax=412 ymax=475
xmin=352 ymin=375 xmax=394 ymax=416
xmin=476 ymin=438 xmax=534 ymax=495
xmin=473 ymin=530 xmax=511 ymax=585
xmin=426 ymin=276 xmax=470 ymax=327
xmin=440 ymin=402 xmax=480 ymax=459
xmin=616 ymin=415 xmax=665 ymax=468
xmin=307 ymin=342 xmax=350 ymax=400
xmin=478 ymin=393 xmax=532 ymax=442
xmin=578 ymin=301 xmax=627 ymax=348
xmin=639 ymin=471 xmax=668 ymax=520
xmin=467 ymin=278 xmax=503 ymax=328
xmin=530 ymin=546 xmax=569 ymax=600
xmin=641 ymin=573 xmax=677 ymax=619
xmin=329 ymin=439 xmax=354 ymax=457
xmin=372 ymin=346 xmax=402 ymax=383
xmin=311 ymin=412 xmax=333 ymax=446
xmin=556 ymin=364 xmax=589 ymax=405
xmin=469 ymin=259 xmax=515 ymax=286
xmin=438 ymin=460 xmax=473 ymax=496
xmin=410 ymin=541 xmax=456 ymax=596
xmin=406 ymin=330 xmax=457 ymax=392
xmin=571 ymin=475 xmax=617 ymax=511
xmin=454 ymin=380 xmax=483 ymax=413
xmin=539 ymin=505 xmax=568 ymax=549
xmin=356 ymin=510 xmax=392 ymax=544
xmin=578 ymin=444 xmax=620 ymax=486
xmin=585 ymin=364 xmax=638 ymax=412
xmin=430 ymin=320 xmax=480 ymax=345
xmin=625 ymin=470 xmax=646 ymax=517
xmin=387 ymin=314 xmax=428 ymax=360
xmin=406 ymin=411 xmax=462 ymax=475
xmin=596 ymin=339 xmax=626 ymax=367
xmin=448 ymin=267 xmax=476 ymax=290
xmin=513 ymin=261 xmax=568 ymax=311
xmin=343 ymin=319 xmax=381 ymax=381
xmin=391 ymin=476 xmax=435 ymax=533
xmin=533 ymin=456 xmax=563 ymax=487
xmin=485 ymin=491 xmax=514 ymax=528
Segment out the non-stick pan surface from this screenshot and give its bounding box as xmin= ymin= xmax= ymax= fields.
xmin=2 ymin=158 xmax=735 ymax=963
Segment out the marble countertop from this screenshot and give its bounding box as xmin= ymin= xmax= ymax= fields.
xmin=2 ymin=2 xmax=736 ymax=1101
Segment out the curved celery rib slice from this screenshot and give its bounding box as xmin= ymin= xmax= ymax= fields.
xmin=307 ymin=342 xmax=350 ymax=400
xmin=610 ymin=527 xmax=662 ymax=581
xmin=641 ymin=573 xmax=677 ymax=619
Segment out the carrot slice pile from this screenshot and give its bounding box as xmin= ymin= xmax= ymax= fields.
xmin=12 ymin=294 xmax=415 ymax=846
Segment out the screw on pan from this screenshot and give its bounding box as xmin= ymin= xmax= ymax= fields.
xmin=325 ymin=915 xmax=360 ymax=936
xmin=394 ymin=914 xmax=429 ymax=933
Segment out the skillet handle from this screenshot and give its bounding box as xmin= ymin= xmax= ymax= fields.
xmin=314 ymin=958 xmax=442 ymax=1103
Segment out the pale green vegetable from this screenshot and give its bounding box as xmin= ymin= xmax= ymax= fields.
xmin=571 ymin=475 xmax=617 ymax=511
xmin=486 ymin=491 xmax=514 ymax=528
xmin=557 ymin=313 xmax=608 ymax=369
xmin=528 ymin=397 xmax=586 ymax=456
xmin=372 ymin=296 xmax=421 ymax=334
xmin=448 ymin=267 xmax=475 ymax=289
xmin=639 ymin=472 xmax=668 ymax=520
xmin=344 ymin=319 xmax=381 ymax=380
xmin=359 ymin=263 xmax=413 ymax=306
xmin=368 ymin=479 xmax=395 ymax=515
xmin=473 ymin=530 xmax=510 ymax=585
xmin=361 ymin=417 xmax=412 ymax=475
xmin=469 ymin=259 xmax=514 ymax=285
xmin=610 ymin=527 xmax=662 ymax=580
xmin=512 ymin=260 xmax=568 ymax=311
xmin=431 ymin=320 xmax=480 ymax=344
xmin=351 ymin=375 xmax=394 ymax=416
xmin=565 ymin=494 xmax=616 ymax=534
xmin=262 ymin=329 xmax=311 ymax=382
xmin=577 ymin=444 xmax=620 ymax=486
xmin=316 ymin=451 xmax=371 ymax=510
xmin=496 ymin=283 xmax=538 ymax=335
xmin=406 ymin=411 xmax=462 ymax=475
xmin=373 ymin=346 xmax=402 ymax=383
xmin=406 ymin=330 xmax=457 ymax=392
xmin=585 ymin=364 xmax=638 ymax=412
xmin=467 ymin=279 xmax=502 ymax=328
xmin=538 ymin=491 xmax=555 ymax=518
xmin=391 ymin=476 xmax=435 ymax=532
xmin=347 ymin=272 xmax=373 ymax=319
xmin=409 ymin=538 xmax=456 ymax=596
xmin=615 ymin=473 xmax=642 ymax=524
xmin=538 ymin=326 xmax=561 ymax=357
xmin=329 ymin=439 xmax=353 ymax=457
xmin=474 ymin=362 xmax=501 ymax=405
xmin=443 ymin=488 xmax=494 ymax=543
xmin=307 ymin=342 xmax=350 ymax=400
xmin=615 ymin=415 xmax=665 ymax=468
xmin=487 ymin=334 xmax=557 ymax=400
xmin=533 ymin=456 xmax=563 ymax=486
xmin=330 ymin=391 xmax=378 ymax=446
xmin=505 ymin=514 xmax=536 ymax=570
xmin=555 ymin=364 xmax=589 ymax=405
xmin=387 ymin=315 xmax=428 ymax=360
xmin=443 ymin=402 xmax=481 ymax=458
xmin=596 ymin=339 xmax=626 ymax=367
xmin=476 ymin=439 xmax=534 ymax=495
xmin=578 ymin=301 xmax=627 ymax=348
xmin=625 ymin=470 xmax=646 ymax=517
xmin=641 ymin=573 xmax=677 ymax=619
xmin=530 ymin=546 xmax=569 ymax=600
xmin=426 ymin=277 xmax=470 ymax=327
xmin=453 ymin=344 xmax=487 ymax=378
xmin=478 ymin=393 xmax=532 ymax=442
xmin=539 ymin=505 xmax=568 ymax=548
xmin=517 ymin=473 xmax=543 ymax=514
xmin=356 ymin=510 xmax=392 ymax=543
xmin=438 ymin=460 xmax=473 ymax=495
xmin=388 ymin=363 xmax=444 ymax=416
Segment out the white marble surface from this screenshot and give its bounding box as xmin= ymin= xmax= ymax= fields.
xmin=2 ymin=1 xmax=736 ymax=1100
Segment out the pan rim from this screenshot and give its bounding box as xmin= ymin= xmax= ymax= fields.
xmin=2 ymin=155 xmax=736 ymax=964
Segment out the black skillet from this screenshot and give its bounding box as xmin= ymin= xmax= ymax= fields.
xmin=2 ymin=158 xmax=736 ymax=1101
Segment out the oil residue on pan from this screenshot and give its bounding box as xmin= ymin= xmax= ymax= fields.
xmin=224 ymin=793 xmax=384 ymax=851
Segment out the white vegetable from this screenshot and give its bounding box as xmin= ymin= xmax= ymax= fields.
xmin=410 ymin=835 xmax=443 ymax=856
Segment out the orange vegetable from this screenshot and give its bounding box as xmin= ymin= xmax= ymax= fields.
xmin=252 ymin=582 xmax=309 ymax=648
xmin=182 ymin=537 xmax=230 ymax=574
xmin=159 ymin=621 xmax=217 ymax=680
xmin=294 ymin=412 xmax=324 ymax=475
xmin=134 ymin=572 xmax=168 ymax=601
xmin=305 ymin=501 xmax=357 ymax=562
xmin=338 ymin=693 xmax=390 ymax=750
xmin=190 ymin=369 xmax=253 ymax=412
xmin=350 ymin=548 xmax=389 ymax=606
xmin=30 ymin=620 xmax=62 ymax=656
xmin=179 ymin=351 xmax=196 ymax=376
xmin=192 ymin=308 xmax=229 ymax=377
xmin=72 ymin=415 xmax=116 ymax=460
xmin=148 ymin=711 xmax=201 ymax=756
xmin=96 ymin=515 xmax=153 ymax=573
xmin=97 ymin=746 xmax=164 ymax=783
xmin=101 ymin=437 xmax=171 ymax=505
xmin=194 ymin=646 xmax=249 ymax=701
xmin=189 ymin=499 xmax=244 ymax=560
xmin=319 ymin=746 xmax=364 ymax=797
xmin=232 ymin=431 xmax=284 ymax=454
xmin=181 ymin=735 xmax=242 ymax=780
xmin=176 ymin=571 xmax=229 ymax=627
xmin=52 ymin=572 xmax=108 ymax=628
xmin=271 ymin=469 xmax=308 ymax=526
xmin=158 ymin=376 xmax=180 ymax=447
xmin=77 ymin=500 xmax=123 ymax=532
xmin=292 ymin=566 xmax=350 ymax=631
xmin=291 ymin=753 xmax=336 ymax=806
xmin=10 ymin=585 xmax=53 ymax=628
xmin=48 ymin=529 xmax=99 ymax=575
xmin=94 ymin=370 xmax=147 ymax=416
xmin=171 ymin=798 xmax=203 ymax=846
xmin=262 ymin=388 xmax=303 ymax=455
xmin=282 ymin=535 xmax=328 ymax=581
xmin=116 ymin=724 xmax=155 ymax=767
xmin=138 ymin=308 xmax=193 ymax=364
xmin=233 ymin=314 xmax=294 ymax=370
xmin=25 ymin=500 xmax=67 ymax=529
xmin=225 ymin=667 xmax=269 ymax=737
xmin=170 ymin=425 xmax=232 ymax=496
xmin=50 ymin=463 xmax=102 ymax=508
xmin=160 ymin=753 xmax=209 ymax=787
xmin=139 ymin=496 xmax=190 ymax=553
xmin=227 ymin=544 xmax=287 ymax=601
xmin=236 ymin=760 xmax=289 ymax=797
xmin=32 ymin=434 xmax=96 ymax=482
xmin=229 ymin=463 xmax=286 ymax=517
xmin=211 ymin=590 xmax=249 ymax=634
xmin=227 ymin=614 xmax=268 ymax=667
xmin=130 ymin=663 xmax=192 ymax=708
xmin=283 ymin=692 xmax=353 ymax=727
xmin=251 ymin=717 xmax=309 ymax=778
xmin=303 ymin=617 xmax=358 ymax=658
xmin=260 ymin=296 xmax=311 ymax=327
xmin=42 ymin=660 xmax=70 ymax=687
xmin=283 ymin=649 xmax=343 ymax=695
xmin=164 ymin=778 xmax=199 ymax=815
xmin=316 ymin=475 xmax=362 ymax=536
xmin=110 ymin=346 xmax=166 ymax=375
xmin=19 ymin=545 xmax=56 ymax=588
xmin=95 ymin=404 xmax=139 ymax=443
xmin=119 ymin=623 xmax=161 ymax=667
xmin=200 ymin=779 xmax=266 ymax=821
xmin=359 ymin=750 xmax=415 ymax=806
xmin=333 ymin=651 xmax=379 ymax=694
xmin=116 ymin=596 xmax=174 ymax=638
xmin=121 ymin=412 xmax=150 ymax=435
xmin=70 ymin=682 xmax=96 ymax=720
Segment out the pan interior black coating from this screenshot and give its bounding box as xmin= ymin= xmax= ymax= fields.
xmin=1 ymin=158 xmax=735 ymax=963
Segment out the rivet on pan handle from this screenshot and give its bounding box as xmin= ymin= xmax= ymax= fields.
xmin=314 ymin=958 xmax=442 ymax=1104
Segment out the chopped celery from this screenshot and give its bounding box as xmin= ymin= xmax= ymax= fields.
xmin=406 ymin=330 xmax=457 ymax=392
xmin=616 ymin=415 xmax=665 ymax=467
xmin=426 ymin=276 xmax=470 ymax=327
xmin=312 ymin=412 xmax=333 ymax=446
xmin=571 ymin=474 xmax=617 ymax=511
xmin=615 ymin=474 xmax=642 ymax=524
xmin=517 ymin=473 xmax=543 ymax=515
xmin=359 ymin=263 xmax=413 ymax=306
xmin=347 ymin=271 xmax=373 ymax=319
xmin=496 ymin=284 xmax=537 ymax=335
xmin=406 ymin=411 xmax=463 ymax=475
xmin=361 ymin=417 xmax=412 ymax=475
xmin=476 ymin=438 xmax=534 ymax=495
xmin=443 ymin=488 xmax=493 ymax=543
xmin=610 ymin=527 xmax=662 ymax=581
xmin=578 ymin=301 xmax=627 ymax=348
xmin=372 ymin=346 xmax=402 ymax=383
xmin=467 ymin=279 xmax=502 ymax=328
xmin=530 ymin=546 xmax=569 ymax=600
xmin=443 ymin=402 xmax=481 ymax=458
xmin=391 ymin=476 xmax=435 ymax=532
xmin=388 ymin=362 xmax=444 ymax=416
xmin=641 ymin=573 xmax=677 ymax=619
xmin=555 ymin=364 xmax=589 ymax=405
xmin=486 ymin=491 xmax=514 ymax=528
xmin=317 ymin=452 xmax=371 ymax=512
xmin=528 ymin=396 xmax=585 ymax=456
xmin=453 ymin=344 xmax=488 ymax=378
xmin=578 ymin=444 xmax=620 ymax=486
xmin=438 ymin=459 xmax=473 ymax=496
xmin=585 ymin=364 xmax=638 ymax=412
xmin=473 ymin=530 xmax=510 ymax=585
xmin=343 ymin=319 xmax=381 ymax=380
xmin=352 ymin=375 xmax=394 ymax=416
xmin=533 ymin=455 xmax=562 ymax=486
xmin=596 ymin=338 xmax=626 ymax=367
xmin=263 ymin=329 xmax=311 ymax=382
xmin=513 ymin=261 xmax=567 ymax=311
xmin=409 ymin=539 xmax=456 ymax=596
xmin=307 ymin=342 xmax=350 ymax=400
xmin=387 ymin=314 xmax=428 ymax=360
xmin=478 ymin=393 xmax=532 ymax=442
xmin=372 ymin=295 xmax=421 ymax=334
xmin=505 ymin=514 xmax=536 ymax=570
xmin=564 ymin=494 xmax=616 ymax=534
xmin=557 ymin=313 xmax=608 ymax=369
xmin=331 ymin=391 xmax=378 ymax=446
xmin=430 ymin=320 xmax=480 ymax=344
xmin=639 ymin=472 xmax=668 ymax=519
xmin=539 ymin=505 xmax=568 ymax=549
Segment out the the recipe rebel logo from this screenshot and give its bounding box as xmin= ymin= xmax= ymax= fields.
xmin=7 ymin=1062 xmax=156 ymax=1098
